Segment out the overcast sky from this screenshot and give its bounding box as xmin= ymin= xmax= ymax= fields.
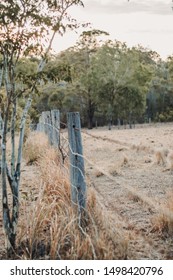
xmin=52 ymin=0 xmax=173 ymax=60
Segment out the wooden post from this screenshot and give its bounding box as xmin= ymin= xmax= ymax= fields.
xmin=67 ymin=112 xmax=86 ymax=214
xmin=0 ymin=111 xmax=3 ymax=136
xmin=36 ymin=123 xmax=41 ymax=132
xmin=51 ymin=109 xmax=60 ymax=147
xmin=39 ymin=115 xmax=44 ymax=132
xmin=41 ymin=111 xmax=52 ymax=144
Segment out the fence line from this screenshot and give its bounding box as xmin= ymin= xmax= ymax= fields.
xmin=34 ymin=111 xmax=173 ymax=224
xmin=36 ymin=111 xmax=87 ymax=216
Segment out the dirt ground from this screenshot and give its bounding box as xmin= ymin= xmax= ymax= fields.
xmin=1 ymin=122 xmax=173 ymax=259
xmin=82 ymin=123 xmax=173 ymax=259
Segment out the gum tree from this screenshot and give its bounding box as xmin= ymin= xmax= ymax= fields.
xmin=65 ymin=29 xmax=109 ymax=129
xmin=0 ymin=0 xmax=84 ymax=255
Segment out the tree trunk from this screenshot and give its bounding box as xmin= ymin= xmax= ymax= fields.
xmin=0 ymin=112 xmax=3 ymax=174
xmin=108 ymin=116 xmax=112 ymax=130
xmin=1 ymin=104 xmax=14 ymax=255
xmin=0 ymin=29 xmax=55 ymax=255
xmin=129 ymin=112 xmax=132 ymax=129
xmin=87 ymin=99 xmax=95 ymax=129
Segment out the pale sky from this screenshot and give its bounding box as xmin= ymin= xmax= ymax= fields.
xmin=52 ymin=0 xmax=173 ymax=60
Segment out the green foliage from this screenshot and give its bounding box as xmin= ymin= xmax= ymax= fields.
xmin=31 ymin=33 xmax=162 ymax=127
xmin=155 ymin=109 xmax=173 ymax=123
xmin=7 ymin=31 xmax=169 ymax=130
xmin=147 ymin=57 xmax=173 ymax=120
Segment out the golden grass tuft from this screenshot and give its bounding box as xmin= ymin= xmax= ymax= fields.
xmin=151 ymin=194 xmax=173 ymax=236
xmin=155 ymin=149 xmax=169 ymax=165
xmin=120 ymin=155 xmax=129 ymax=167
xmin=23 ymin=132 xmax=49 ymax=165
xmin=17 ymin=133 xmax=128 ymax=260
xmin=167 ymin=151 xmax=173 ymax=171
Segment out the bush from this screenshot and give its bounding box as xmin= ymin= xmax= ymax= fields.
xmin=155 ymin=110 xmax=173 ymax=123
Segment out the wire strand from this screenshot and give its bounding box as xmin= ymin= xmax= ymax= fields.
xmin=35 ymin=119 xmax=173 ymax=222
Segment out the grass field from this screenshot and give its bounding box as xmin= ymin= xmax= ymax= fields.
xmin=1 ymin=123 xmax=173 ymax=259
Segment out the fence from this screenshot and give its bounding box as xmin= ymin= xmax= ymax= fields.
xmin=36 ymin=110 xmax=86 ymax=218
xmin=36 ymin=111 xmax=173 ymax=234
xmin=1 ymin=108 xmax=173 ymax=237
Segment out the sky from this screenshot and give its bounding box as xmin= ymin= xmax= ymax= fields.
xmin=52 ymin=0 xmax=173 ymax=60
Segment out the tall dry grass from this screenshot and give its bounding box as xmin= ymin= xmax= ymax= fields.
xmin=151 ymin=194 xmax=173 ymax=236
xmin=155 ymin=149 xmax=169 ymax=166
xmin=23 ymin=132 xmax=49 ymax=165
xmin=16 ymin=132 xmax=128 ymax=259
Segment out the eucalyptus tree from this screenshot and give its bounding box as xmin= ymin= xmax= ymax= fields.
xmin=92 ymin=40 xmax=127 ymax=127
xmin=147 ymin=57 xmax=173 ymax=121
xmin=116 ymin=47 xmax=154 ymax=125
xmin=0 ymin=0 xmax=84 ymax=255
xmin=67 ymin=29 xmax=109 ymax=129
xmin=95 ymin=42 xmax=154 ymax=126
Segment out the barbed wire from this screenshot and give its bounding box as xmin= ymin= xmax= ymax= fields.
xmin=34 ymin=119 xmax=173 ymax=223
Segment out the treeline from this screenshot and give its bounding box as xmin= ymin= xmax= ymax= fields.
xmin=1 ymin=29 xmax=173 ymax=129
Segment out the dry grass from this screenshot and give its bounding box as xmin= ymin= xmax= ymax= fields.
xmin=95 ymin=171 xmax=104 ymax=178
xmin=155 ymin=149 xmax=169 ymax=166
xmin=136 ymin=143 xmax=150 ymax=153
xmin=120 ymin=154 xmax=129 ymax=167
xmin=23 ymin=132 xmax=49 ymax=165
xmin=109 ymin=166 xmax=121 ymax=176
xmin=151 ymin=194 xmax=173 ymax=236
xmin=167 ymin=151 xmax=173 ymax=171
xmin=128 ymin=192 xmax=141 ymax=203
xmin=16 ymin=133 xmax=128 ymax=260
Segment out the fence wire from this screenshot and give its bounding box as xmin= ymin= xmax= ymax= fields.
xmin=34 ymin=118 xmax=173 ymax=224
